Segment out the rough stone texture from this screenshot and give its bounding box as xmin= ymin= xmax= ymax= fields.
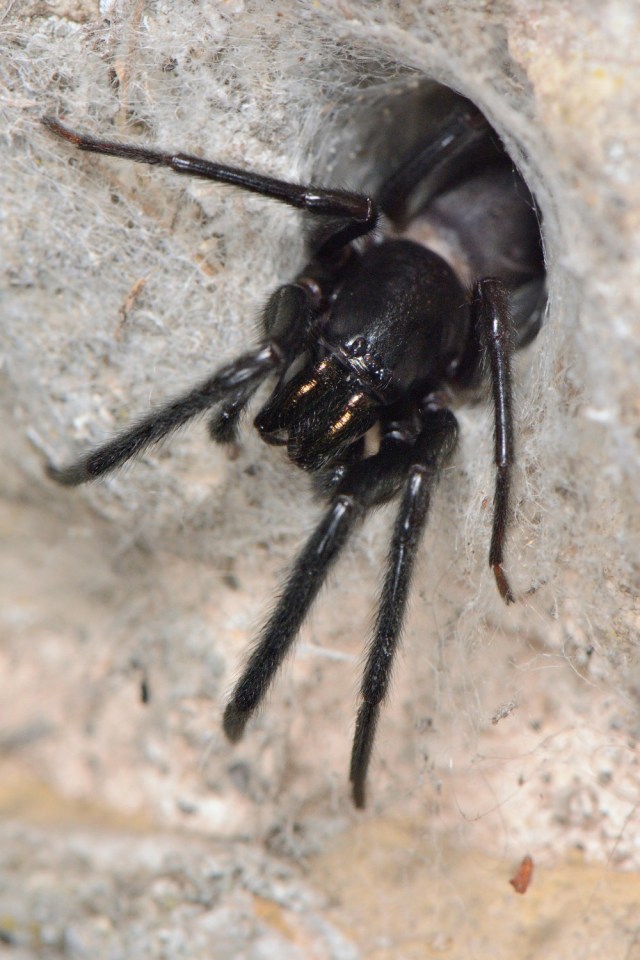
xmin=1 ymin=0 xmax=639 ymax=956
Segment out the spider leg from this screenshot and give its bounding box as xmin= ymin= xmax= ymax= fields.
xmin=42 ymin=118 xmax=377 ymax=256
xmin=474 ymin=278 xmax=516 ymax=604
xmin=207 ymin=386 xmax=256 ymax=445
xmin=377 ymin=93 xmax=494 ymax=223
xmin=350 ymin=405 xmax=458 ymax=808
xmin=48 ymin=279 xmax=320 ymax=483
xmin=222 ymin=430 xmax=424 ymax=744
xmin=511 ymin=277 xmax=547 ymax=349
xmin=47 ymin=345 xmax=279 ymax=485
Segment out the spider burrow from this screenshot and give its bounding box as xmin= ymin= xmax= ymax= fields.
xmin=43 ymin=79 xmax=546 ymax=808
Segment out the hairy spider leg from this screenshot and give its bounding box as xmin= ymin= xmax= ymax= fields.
xmin=208 ymin=388 xmax=255 ymax=444
xmin=349 ymin=405 xmax=458 ymax=807
xmin=47 ymin=270 xmax=327 ymax=483
xmin=46 ymin=346 xmax=280 ymax=485
xmin=474 ymin=278 xmax=516 ymax=604
xmin=222 ymin=423 xmax=431 ymax=747
xmin=42 ymin=118 xmax=378 ymax=257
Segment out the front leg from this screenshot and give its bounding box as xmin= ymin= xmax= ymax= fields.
xmin=46 ymin=345 xmax=280 ymax=485
xmin=473 ymin=277 xmax=516 ymax=604
xmin=350 ymin=403 xmax=459 ymax=807
xmin=43 ymin=118 xmax=378 ymax=260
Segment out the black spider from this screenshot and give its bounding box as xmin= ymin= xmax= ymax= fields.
xmin=43 ymin=80 xmax=545 ymax=808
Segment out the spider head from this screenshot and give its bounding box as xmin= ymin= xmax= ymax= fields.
xmin=254 ymin=355 xmax=378 ymax=471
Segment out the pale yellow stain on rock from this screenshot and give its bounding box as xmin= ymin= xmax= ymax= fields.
xmin=309 ymin=818 xmax=640 ymax=959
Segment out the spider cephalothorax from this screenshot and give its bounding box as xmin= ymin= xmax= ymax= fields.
xmin=44 ymin=78 xmax=545 ymax=807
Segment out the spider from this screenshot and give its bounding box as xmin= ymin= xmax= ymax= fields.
xmin=43 ymin=80 xmax=545 ymax=808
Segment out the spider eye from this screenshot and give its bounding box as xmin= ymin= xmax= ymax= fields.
xmin=346 ymin=336 xmax=368 ymax=357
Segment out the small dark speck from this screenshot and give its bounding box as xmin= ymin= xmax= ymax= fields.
xmin=415 ymin=716 xmax=433 ymax=733
xmin=223 ymin=573 xmax=240 ymax=591
xmin=140 ymin=678 xmax=150 ymax=704
xmin=228 ymin=761 xmax=251 ymax=795
xmin=161 ymin=58 xmax=178 ymax=73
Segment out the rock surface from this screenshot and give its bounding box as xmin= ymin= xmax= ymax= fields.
xmin=1 ymin=1 xmax=639 ymax=956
